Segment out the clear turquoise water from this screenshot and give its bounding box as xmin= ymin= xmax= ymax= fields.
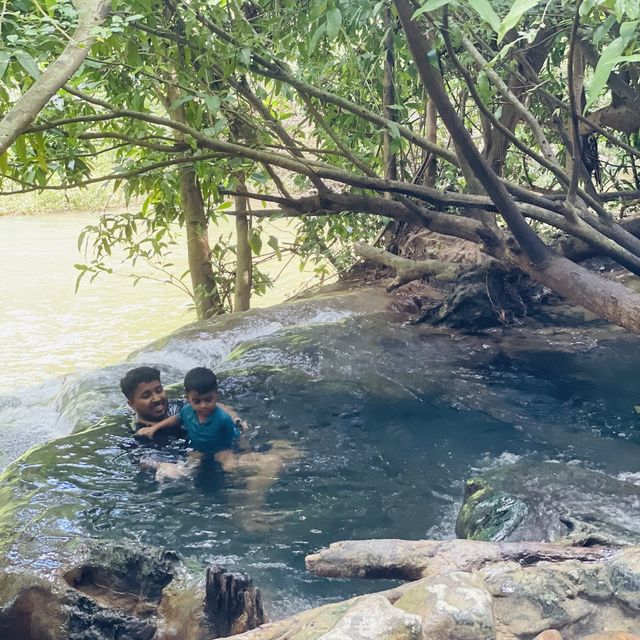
xmin=2 ymin=312 xmax=640 ymax=618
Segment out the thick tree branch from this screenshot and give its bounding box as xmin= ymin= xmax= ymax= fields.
xmin=353 ymin=241 xmax=462 ymax=290
xmin=567 ymin=0 xmax=584 ymax=204
xmin=395 ymin=0 xmax=551 ymax=266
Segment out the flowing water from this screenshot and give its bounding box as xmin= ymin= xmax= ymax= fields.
xmin=1 ymin=291 xmax=640 ymax=618
xmin=0 ymin=212 xmax=324 ymax=467
xmin=2 ymin=214 xmax=640 ymax=620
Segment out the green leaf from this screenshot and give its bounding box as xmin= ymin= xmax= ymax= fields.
xmin=239 ymin=47 xmax=252 ymax=66
xmin=126 ymin=39 xmax=141 ymax=67
xmin=412 ymin=0 xmax=453 ymax=19
xmin=468 ymin=0 xmax=501 ymax=33
xmin=203 ymin=94 xmax=220 ymax=112
xmin=267 ymin=235 xmax=282 ymax=260
xmin=15 ymin=51 xmax=41 ymax=79
xmin=477 ymin=70 xmax=492 ymax=104
xmin=0 ymin=52 xmax=11 ymax=81
xmin=325 ymin=8 xmax=342 ymax=40
xmin=248 ymin=229 xmax=262 ymax=255
xmin=579 ymin=0 xmax=603 ymax=18
xmin=31 ymin=132 xmax=48 ymax=172
xmin=585 ymin=24 xmax=638 ymax=112
xmin=497 ymin=0 xmax=540 ymax=44
xmin=168 ymin=95 xmax=193 ymax=111
xmin=593 ymin=14 xmax=617 ymax=47
xmin=14 ymin=135 xmax=27 ymax=162
xmin=387 ymin=120 xmax=401 ymax=139
xmin=0 ymin=152 xmax=8 ymax=174
xmin=309 ymin=24 xmax=325 ymax=54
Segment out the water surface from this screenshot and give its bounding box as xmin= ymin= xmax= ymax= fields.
xmin=2 ymin=303 xmax=640 ymax=618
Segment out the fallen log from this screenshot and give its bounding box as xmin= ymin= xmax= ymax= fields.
xmin=305 ymin=538 xmax=614 ymax=580
xmin=353 ymin=241 xmax=462 ymax=290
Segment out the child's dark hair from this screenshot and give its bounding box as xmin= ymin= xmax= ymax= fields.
xmin=120 ymin=366 xmax=162 ymax=400
xmin=184 ymin=367 xmax=218 ymax=394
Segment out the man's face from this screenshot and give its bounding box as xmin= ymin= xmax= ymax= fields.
xmin=128 ymin=380 xmax=168 ymax=423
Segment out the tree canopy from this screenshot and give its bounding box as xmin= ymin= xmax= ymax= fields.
xmin=3 ymin=0 xmax=640 ymax=329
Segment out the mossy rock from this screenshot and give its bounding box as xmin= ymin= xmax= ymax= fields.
xmin=455 ymin=462 xmax=640 ymax=545
xmin=455 ymin=478 xmax=529 ymax=541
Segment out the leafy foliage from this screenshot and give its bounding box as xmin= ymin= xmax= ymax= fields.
xmin=3 ymin=0 xmax=640 ymax=327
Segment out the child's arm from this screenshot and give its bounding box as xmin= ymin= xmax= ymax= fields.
xmin=136 ymin=414 xmax=180 ymax=439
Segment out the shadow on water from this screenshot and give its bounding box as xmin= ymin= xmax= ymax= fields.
xmin=2 ymin=300 xmax=640 ymax=618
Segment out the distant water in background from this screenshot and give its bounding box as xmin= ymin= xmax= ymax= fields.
xmin=0 ymin=212 xmax=323 ymax=394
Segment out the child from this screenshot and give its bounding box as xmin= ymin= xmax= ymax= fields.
xmin=137 ymin=367 xmax=244 ymax=479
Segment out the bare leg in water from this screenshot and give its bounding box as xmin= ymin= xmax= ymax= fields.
xmin=142 ymin=441 xmax=303 ymax=531
xmin=224 ymin=440 xmax=303 ymax=533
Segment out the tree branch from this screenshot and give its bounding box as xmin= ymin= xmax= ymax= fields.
xmin=0 ymin=0 xmax=112 ymax=155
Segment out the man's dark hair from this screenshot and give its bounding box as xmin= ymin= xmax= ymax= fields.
xmin=120 ymin=366 xmax=162 ymax=400
xmin=184 ymin=367 xmax=218 ymax=394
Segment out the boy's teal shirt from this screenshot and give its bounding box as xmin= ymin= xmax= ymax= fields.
xmin=179 ymin=405 xmax=240 ymax=454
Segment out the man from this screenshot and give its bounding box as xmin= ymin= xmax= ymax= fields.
xmin=120 ymin=365 xmax=244 ymax=435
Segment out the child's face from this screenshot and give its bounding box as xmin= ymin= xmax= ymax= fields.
xmin=129 ymin=380 xmax=168 ymax=422
xmin=186 ymin=389 xmax=218 ymax=420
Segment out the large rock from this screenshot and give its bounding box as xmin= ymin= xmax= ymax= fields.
xmin=456 ymin=461 xmax=640 ymax=545
xmin=0 ymin=540 xmax=264 ymax=640
xmin=316 ymin=595 xmax=421 ymax=640
xmin=394 ymin=571 xmax=494 ymax=639
xmin=285 ymin=538 xmax=640 ymax=640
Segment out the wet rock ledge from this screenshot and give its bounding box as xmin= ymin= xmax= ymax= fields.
xmin=223 ymin=539 xmax=639 ymax=640
xmin=0 ymin=541 xmax=264 ymax=640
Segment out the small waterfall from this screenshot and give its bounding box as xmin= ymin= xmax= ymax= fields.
xmin=0 ymin=294 xmax=368 ymax=470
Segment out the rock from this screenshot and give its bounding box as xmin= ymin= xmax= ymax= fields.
xmin=581 ymin=634 xmax=640 ymax=640
xmin=534 ymin=631 xmax=564 ymax=640
xmin=456 ymin=461 xmax=640 ymax=545
xmin=316 ymin=594 xmax=422 ymax=640
xmin=0 ymin=572 xmax=67 ymax=640
xmin=607 ymin=548 xmax=640 ymax=611
xmin=394 ymin=571 xmax=494 ymax=639
xmin=0 ymin=540 xmax=265 ymax=640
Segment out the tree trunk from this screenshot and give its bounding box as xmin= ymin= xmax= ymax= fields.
xmin=179 ymin=168 xmax=224 ymax=319
xmin=205 ymin=565 xmax=265 ymax=637
xmin=353 ymin=241 xmax=461 ymax=289
xmin=382 ymin=7 xmax=398 ymax=184
xmin=234 ymin=174 xmax=252 ymax=312
xmin=305 ymin=538 xmax=611 ymax=581
xmin=424 ymin=98 xmax=438 ymax=188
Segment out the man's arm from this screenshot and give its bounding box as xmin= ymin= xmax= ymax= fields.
xmin=218 ymin=402 xmax=249 ymax=431
xmin=136 ymin=414 xmax=180 ymax=439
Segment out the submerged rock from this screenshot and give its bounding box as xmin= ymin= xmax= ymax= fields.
xmin=456 ymin=461 xmax=640 ymax=545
